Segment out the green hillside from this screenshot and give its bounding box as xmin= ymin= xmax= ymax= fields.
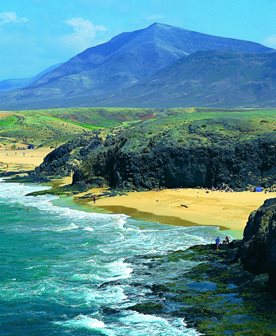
xmin=0 ymin=107 xmax=160 ymax=147
xmin=0 ymin=107 xmax=275 ymax=148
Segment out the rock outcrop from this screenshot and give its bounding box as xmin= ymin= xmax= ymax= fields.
xmin=238 ymin=198 xmax=276 ymax=296
xmin=114 ymin=242 xmax=276 ymax=335
xmin=33 ymin=115 xmax=276 ymax=191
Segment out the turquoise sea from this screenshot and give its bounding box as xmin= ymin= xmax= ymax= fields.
xmin=0 ymin=179 xmax=220 ymax=335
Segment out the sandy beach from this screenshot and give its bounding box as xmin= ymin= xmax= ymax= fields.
xmin=92 ymin=188 xmax=276 ymax=232
xmin=0 ymin=146 xmax=274 ymax=235
xmin=0 ymin=148 xmax=51 ymax=172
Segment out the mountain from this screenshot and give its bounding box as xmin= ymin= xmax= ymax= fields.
xmin=105 ymin=51 xmax=276 ymax=108
xmin=0 ymin=23 xmax=272 ymax=110
xmin=0 ymin=64 xmax=61 ymax=93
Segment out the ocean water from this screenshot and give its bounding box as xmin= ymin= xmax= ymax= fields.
xmin=0 ymin=179 xmax=219 ymax=336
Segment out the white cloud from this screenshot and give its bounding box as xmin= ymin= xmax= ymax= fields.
xmin=263 ymin=35 xmax=276 ymax=48
xmin=0 ymin=12 xmax=28 ymax=25
xmin=61 ymin=17 xmax=106 ymax=51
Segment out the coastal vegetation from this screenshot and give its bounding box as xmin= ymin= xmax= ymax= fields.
xmin=1 ymin=106 xmax=274 ymax=149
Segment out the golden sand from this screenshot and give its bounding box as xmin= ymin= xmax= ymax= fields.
xmin=91 ymin=188 xmax=276 ymax=231
xmin=0 ymin=148 xmax=51 ymax=171
xmin=0 ymin=146 xmax=273 ymax=234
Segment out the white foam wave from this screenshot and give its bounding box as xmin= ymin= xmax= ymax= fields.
xmin=84 ymin=286 xmax=127 ymax=305
xmin=0 ymin=180 xmax=128 ymax=227
xmin=89 ymin=258 xmax=133 ymax=282
xmin=83 ymin=226 xmax=94 ymax=232
xmin=114 ymin=216 xmax=128 ymax=229
xmin=49 ymin=223 xmax=80 ymax=232
xmin=55 ymin=315 xmax=108 ymax=331
xmin=117 ymin=311 xmax=200 ymax=335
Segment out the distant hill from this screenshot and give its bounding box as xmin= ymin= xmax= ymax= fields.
xmin=0 ymin=78 xmax=32 ymax=92
xmin=0 ymin=23 xmax=273 ymax=110
xmin=0 ymin=64 xmax=61 ymax=92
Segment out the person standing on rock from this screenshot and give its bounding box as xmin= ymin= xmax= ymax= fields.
xmin=93 ymin=195 xmax=96 ymax=204
xmin=225 ymin=236 xmax=230 ymax=244
xmin=215 ymin=237 xmax=221 ymax=250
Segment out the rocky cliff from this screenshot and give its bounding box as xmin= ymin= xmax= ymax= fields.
xmin=238 ymin=198 xmax=276 ymax=296
xmin=33 ymin=114 xmax=276 ymax=191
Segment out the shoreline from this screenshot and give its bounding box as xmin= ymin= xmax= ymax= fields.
xmin=1 ymin=155 xmax=274 ymax=335
xmin=94 ymin=204 xmax=228 ymax=230
xmin=128 ymin=242 xmax=276 ymax=335
xmin=0 ymin=179 xmax=233 ymax=335
xmin=1 ymin=148 xmax=275 ymax=237
xmin=84 ymin=188 xmax=276 ymax=234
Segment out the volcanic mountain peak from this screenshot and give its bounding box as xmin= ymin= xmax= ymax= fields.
xmin=0 ymin=23 xmax=273 ymax=110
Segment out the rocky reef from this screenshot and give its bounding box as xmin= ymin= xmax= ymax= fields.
xmin=126 ymin=244 xmax=275 ymax=335
xmin=117 ymin=199 xmax=276 ymax=335
xmin=32 ymin=115 xmax=276 ymax=191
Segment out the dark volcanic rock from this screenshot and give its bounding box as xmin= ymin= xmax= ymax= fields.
xmin=32 ymin=116 xmax=276 ymax=191
xmin=127 ymin=242 xmax=276 ymax=335
xmin=31 ymin=130 xmax=105 ymax=179
xmin=237 ymin=198 xmax=276 ymax=296
xmin=73 ymin=123 xmax=275 ymax=191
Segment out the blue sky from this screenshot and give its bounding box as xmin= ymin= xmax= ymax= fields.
xmin=0 ymin=0 xmax=275 ymax=80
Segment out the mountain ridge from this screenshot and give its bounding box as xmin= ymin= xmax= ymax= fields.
xmin=0 ymin=23 xmax=273 ymax=110
xmin=103 ymin=50 xmax=276 ymax=108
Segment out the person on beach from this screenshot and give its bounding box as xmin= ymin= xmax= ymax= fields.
xmin=215 ymin=237 xmax=220 ymax=250
xmin=93 ymin=195 xmax=96 ymax=204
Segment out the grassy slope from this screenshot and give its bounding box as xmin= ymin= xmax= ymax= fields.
xmin=0 ymin=107 xmax=275 ymax=148
xmin=119 ymin=108 xmax=276 ymax=153
xmin=0 ymin=107 xmax=160 ymax=147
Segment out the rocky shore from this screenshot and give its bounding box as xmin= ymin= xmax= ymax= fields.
xmin=110 ymin=199 xmax=275 ymax=335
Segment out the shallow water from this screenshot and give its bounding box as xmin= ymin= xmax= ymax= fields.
xmin=0 ymin=179 xmax=219 ymax=335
